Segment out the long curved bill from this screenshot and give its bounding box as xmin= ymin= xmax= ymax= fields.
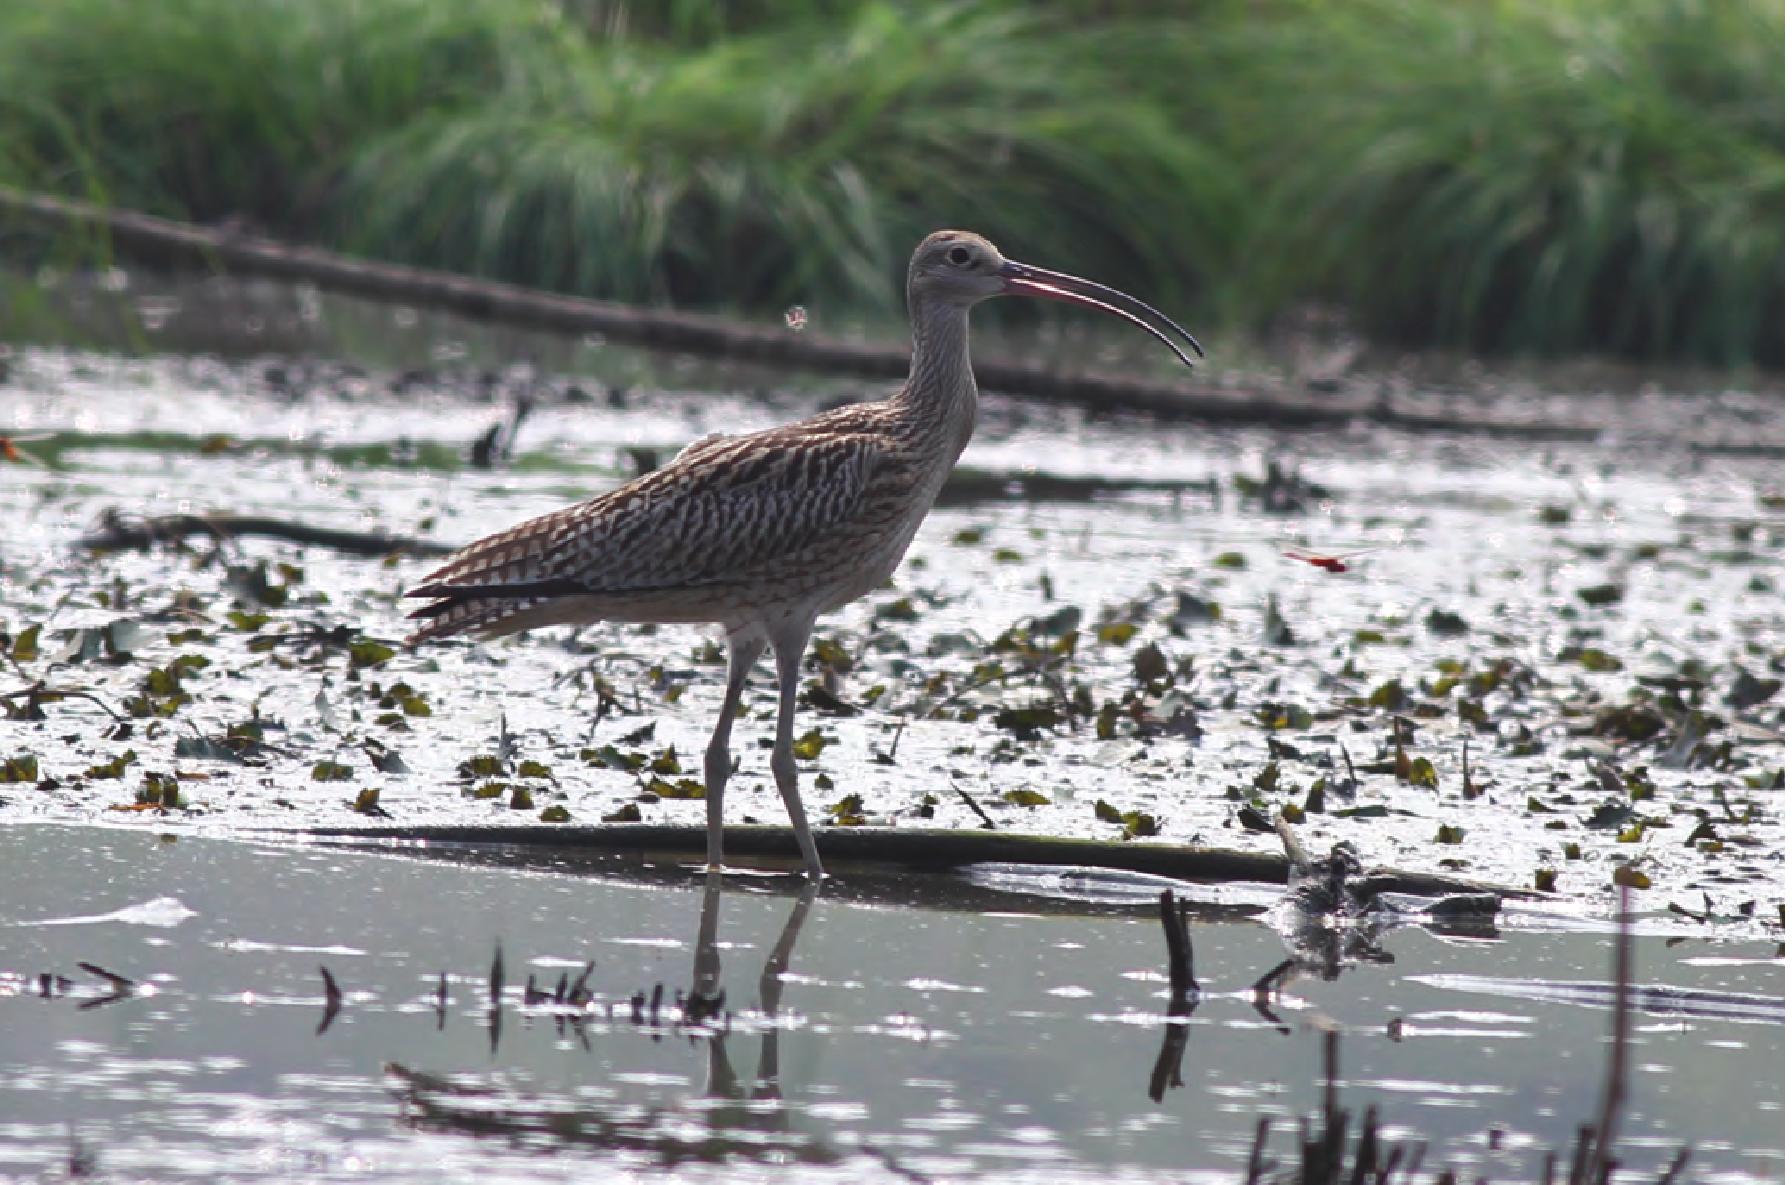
xmin=1000 ymin=260 xmax=1204 ymax=367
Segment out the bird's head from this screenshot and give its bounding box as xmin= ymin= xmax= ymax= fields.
xmin=907 ymin=229 xmax=1204 ymax=366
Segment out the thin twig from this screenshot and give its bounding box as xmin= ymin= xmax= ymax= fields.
xmin=1 ymin=682 xmax=125 ymax=723
xmin=949 ymin=781 xmax=1000 ymax=830
xmin=1245 ymin=1116 xmax=1271 ymax=1185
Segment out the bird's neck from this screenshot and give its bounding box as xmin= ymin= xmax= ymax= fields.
xmin=897 ymin=297 xmax=978 ymax=457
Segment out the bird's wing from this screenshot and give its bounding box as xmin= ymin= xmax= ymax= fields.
xmin=406 ymin=430 xmax=887 ymax=614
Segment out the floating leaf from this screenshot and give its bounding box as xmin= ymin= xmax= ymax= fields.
xmin=1002 ymin=789 xmax=1050 ymax=807
xmin=1585 ymin=801 xmax=1635 ymax=829
xmin=1094 ymin=799 xmax=1123 ymax=824
xmin=993 ymin=706 xmax=1060 ymax=739
xmin=1122 ymin=811 xmax=1159 ymax=838
xmin=1592 ymin=704 xmax=1667 ymax=741
xmin=1726 ymin=672 xmax=1782 ymax=710
xmin=1089 ymin=620 xmax=1132 ymax=645
xmin=85 ymin=750 xmax=137 ymax=780
xmin=1534 ymin=868 xmax=1558 ymax=892
xmin=1403 ymin=756 xmax=1439 ymax=789
xmin=1369 ymin=679 xmax=1408 ymax=711
xmin=517 ymin=760 xmax=553 ymax=780
xmin=1577 ymin=583 xmax=1625 ymax=607
xmin=539 ymin=805 xmax=571 ymax=823
xmin=175 ymin=735 xmax=243 ymax=764
xmin=10 ymin=624 xmax=40 ymax=662
xmin=875 ymin=598 xmax=920 ymax=623
xmin=1425 ymin=609 xmax=1469 ymax=636
xmin=647 ymin=777 xmax=706 ymax=800
xmin=312 ymin=760 xmax=354 ymax=782
xmin=1613 ymin=864 xmax=1652 ymax=890
xmin=792 ymin=729 xmax=832 ymax=760
xmin=581 ymin=744 xmax=644 ymax=772
xmin=1435 ymin=823 xmax=1467 ymax=844
xmin=1213 ymin=552 xmax=1247 ymax=569
xmin=811 ymin=637 xmax=856 ymax=671
xmin=458 ymin=755 xmax=506 ymax=779
xmin=348 ymin=639 xmax=396 ymax=669
xmin=508 ymin=786 xmax=535 ymax=810
xmin=1132 ymin=643 xmax=1169 ymax=683
xmin=362 ymin=741 xmax=408 ymax=774
xmin=0 ymin=754 xmax=40 ymax=782
xmin=1170 ymin=593 xmax=1220 ymax=625
xmin=1255 ymin=703 xmax=1314 ymax=730
xmin=1236 ymin=805 xmax=1277 ymax=832
xmin=378 ymin=681 xmax=432 ymax=717
xmin=1683 ymin=819 xmax=1719 ymax=847
xmin=603 ymin=803 xmax=643 ymax=823
xmin=1567 ymin=647 xmax=1623 ymax=672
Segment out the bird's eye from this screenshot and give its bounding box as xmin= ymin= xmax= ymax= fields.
xmin=947 ymin=245 xmax=973 ymax=267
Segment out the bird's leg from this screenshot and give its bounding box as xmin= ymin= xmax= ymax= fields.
xmin=770 ymin=625 xmax=825 ymax=879
xmin=705 ymin=634 xmax=764 ymax=870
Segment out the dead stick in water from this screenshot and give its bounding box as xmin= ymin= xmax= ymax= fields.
xmin=1157 ymin=888 xmax=1197 ymax=1002
xmin=78 ymin=509 xmax=456 ymax=556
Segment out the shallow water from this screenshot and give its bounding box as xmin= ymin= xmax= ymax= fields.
xmin=0 ymin=825 xmax=1781 ymax=1183
xmin=1 ymin=343 xmax=1782 ymax=937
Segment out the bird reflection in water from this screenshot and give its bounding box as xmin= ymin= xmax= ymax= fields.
xmin=386 ymin=875 xmax=850 ymax=1173
xmin=685 ymin=871 xmax=819 ymax=1130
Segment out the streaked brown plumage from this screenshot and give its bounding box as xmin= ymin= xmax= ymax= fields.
xmin=406 ymin=230 xmax=1203 ymax=878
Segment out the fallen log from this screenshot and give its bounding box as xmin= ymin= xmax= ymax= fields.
xmin=78 ymin=509 xmax=455 ymax=556
xmin=0 ymin=184 xmax=1614 ymax=439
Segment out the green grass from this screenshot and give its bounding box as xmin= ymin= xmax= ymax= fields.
xmin=1173 ymin=0 xmax=1784 ymax=365
xmin=0 ymin=0 xmax=1780 ymax=366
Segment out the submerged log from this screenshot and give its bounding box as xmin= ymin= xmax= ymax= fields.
xmin=300 ymin=821 xmax=1537 ymax=900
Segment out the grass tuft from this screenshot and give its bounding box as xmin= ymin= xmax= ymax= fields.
xmin=0 ymin=0 xmax=1779 ymax=365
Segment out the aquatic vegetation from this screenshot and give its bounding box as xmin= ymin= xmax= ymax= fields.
xmin=1 ymin=349 xmax=1781 ymax=929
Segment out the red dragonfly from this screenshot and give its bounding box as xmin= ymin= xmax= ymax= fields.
xmin=1280 ymin=545 xmax=1381 ymax=574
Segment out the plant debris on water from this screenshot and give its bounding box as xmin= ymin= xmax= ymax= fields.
xmin=0 ymin=348 xmax=1783 ymax=937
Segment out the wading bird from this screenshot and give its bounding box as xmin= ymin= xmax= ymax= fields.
xmin=406 ymin=231 xmax=1203 ymax=878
